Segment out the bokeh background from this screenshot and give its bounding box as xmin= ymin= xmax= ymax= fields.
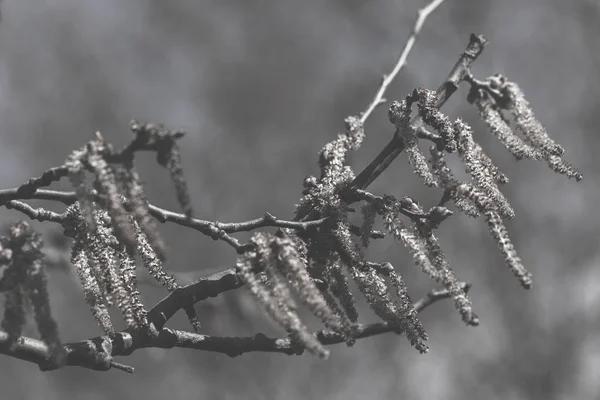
xmin=0 ymin=0 xmax=599 ymax=399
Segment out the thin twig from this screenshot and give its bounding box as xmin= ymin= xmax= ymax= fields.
xmin=3 ymin=201 xmax=65 ymax=224
xmin=360 ymin=0 xmax=449 ymax=123
xmin=0 ymin=188 xmax=329 ymax=252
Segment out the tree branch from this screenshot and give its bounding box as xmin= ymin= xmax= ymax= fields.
xmin=347 ymin=33 xmax=488 ymax=197
xmin=0 ymin=187 xmax=330 ymax=253
xmin=360 ymin=0 xmax=448 ymax=123
xmin=0 ymin=271 xmax=469 ymax=372
xmin=0 ymin=0 xmax=488 ymax=375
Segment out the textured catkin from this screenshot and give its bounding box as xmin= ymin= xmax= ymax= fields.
xmin=266 ymin=261 xmax=329 ymax=358
xmin=416 ymin=88 xmax=457 ymax=153
xmin=117 ymin=165 xmax=167 ymax=261
xmin=158 ymin=143 xmax=194 ymax=218
xmin=424 ymin=233 xmax=479 ymax=326
xmin=88 ymin=211 xmax=140 ymax=329
xmin=428 ymin=147 xmax=481 ymax=218
xmin=237 ymin=235 xmax=329 ymax=358
xmin=135 ymin=221 xmax=178 ymax=292
xmin=330 ymin=218 xmax=429 ymax=353
xmin=390 ymin=98 xmax=436 ymax=187
xmin=403 ymin=134 xmax=438 ymax=187
xmin=474 ymin=84 xmax=582 ymax=181
xmin=546 ymin=154 xmax=584 ymax=181
xmin=294 ymin=117 xmax=363 ymax=219
xmin=325 ymin=261 xmax=359 ymax=323
xmin=454 ymin=119 xmax=514 ymax=219
xmin=504 ymin=82 xmax=564 ymax=157
xmin=271 ymin=237 xmax=348 ymax=336
xmin=475 ymin=95 xmax=542 ymax=161
xmin=382 ymin=209 xmax=439 ymax=280
xmin=133 ymin=219 xmax=201 ymax=331
xmin=1 ymin=285 xmax=26 ymax=342
xmin=350 ymin=264 xmax=429 ymax=354
xmin=385 ymin=265 xmax=429 ymax=348
xmin=71 ymin=241 xmax=115 ymax=335
xmin=25 ymin=258 xmax=66 ymax=361
xmin=484 ymin=210 xmax=533 ymax=289
xmin=88 ymin=150 xmax=138 ymax=257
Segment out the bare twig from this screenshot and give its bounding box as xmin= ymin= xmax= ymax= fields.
xmin=3 ymin=201 xmax=65 ymax=224
xmin=0 ymin=188 xmax=329 ymax=252
xmin=360 ymin=0 xmax=449 ymax=123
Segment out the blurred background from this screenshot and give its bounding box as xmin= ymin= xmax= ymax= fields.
xmin=0 ymin=0 xmax=598 ymax=399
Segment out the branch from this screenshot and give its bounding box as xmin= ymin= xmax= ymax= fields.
xmin=360 ymin=0 xmax=449 ymax=123
xmin=347 ymin=33 xmax=488 ymax=197
xmin=146 ymin=268 xmax=243 ymax=330
xmin=0 ymin=187 xmax=329 ymax=253
xmin=0 ymin=272 xmax=469 ymax=372
xmin=0 ymin=0 xmax=487 ymax=373
xmin=3 ymin=201 xmax=64 ymax=224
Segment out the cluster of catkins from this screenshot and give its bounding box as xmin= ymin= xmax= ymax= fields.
xmin=0 ymin=221 xmax=66 ymax=365
xmin=236 ymin=74 xmax=581 ymax=357
xmin=63 ymin=123 xmax=200 ymax=337
xmin=0 ymin=122 xmax=199 ymax=364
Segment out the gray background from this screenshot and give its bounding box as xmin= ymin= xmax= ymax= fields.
xmin=0 ymin=0 xmax=598 ymax=399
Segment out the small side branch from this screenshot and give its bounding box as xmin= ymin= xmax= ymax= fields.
xmin=147 ymin=268 xmax=244 ymax=330
xmin=0 ymin=188 xmax=329 ymax=252
xmin=360 ymin=0 xmax=449 ymax=123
